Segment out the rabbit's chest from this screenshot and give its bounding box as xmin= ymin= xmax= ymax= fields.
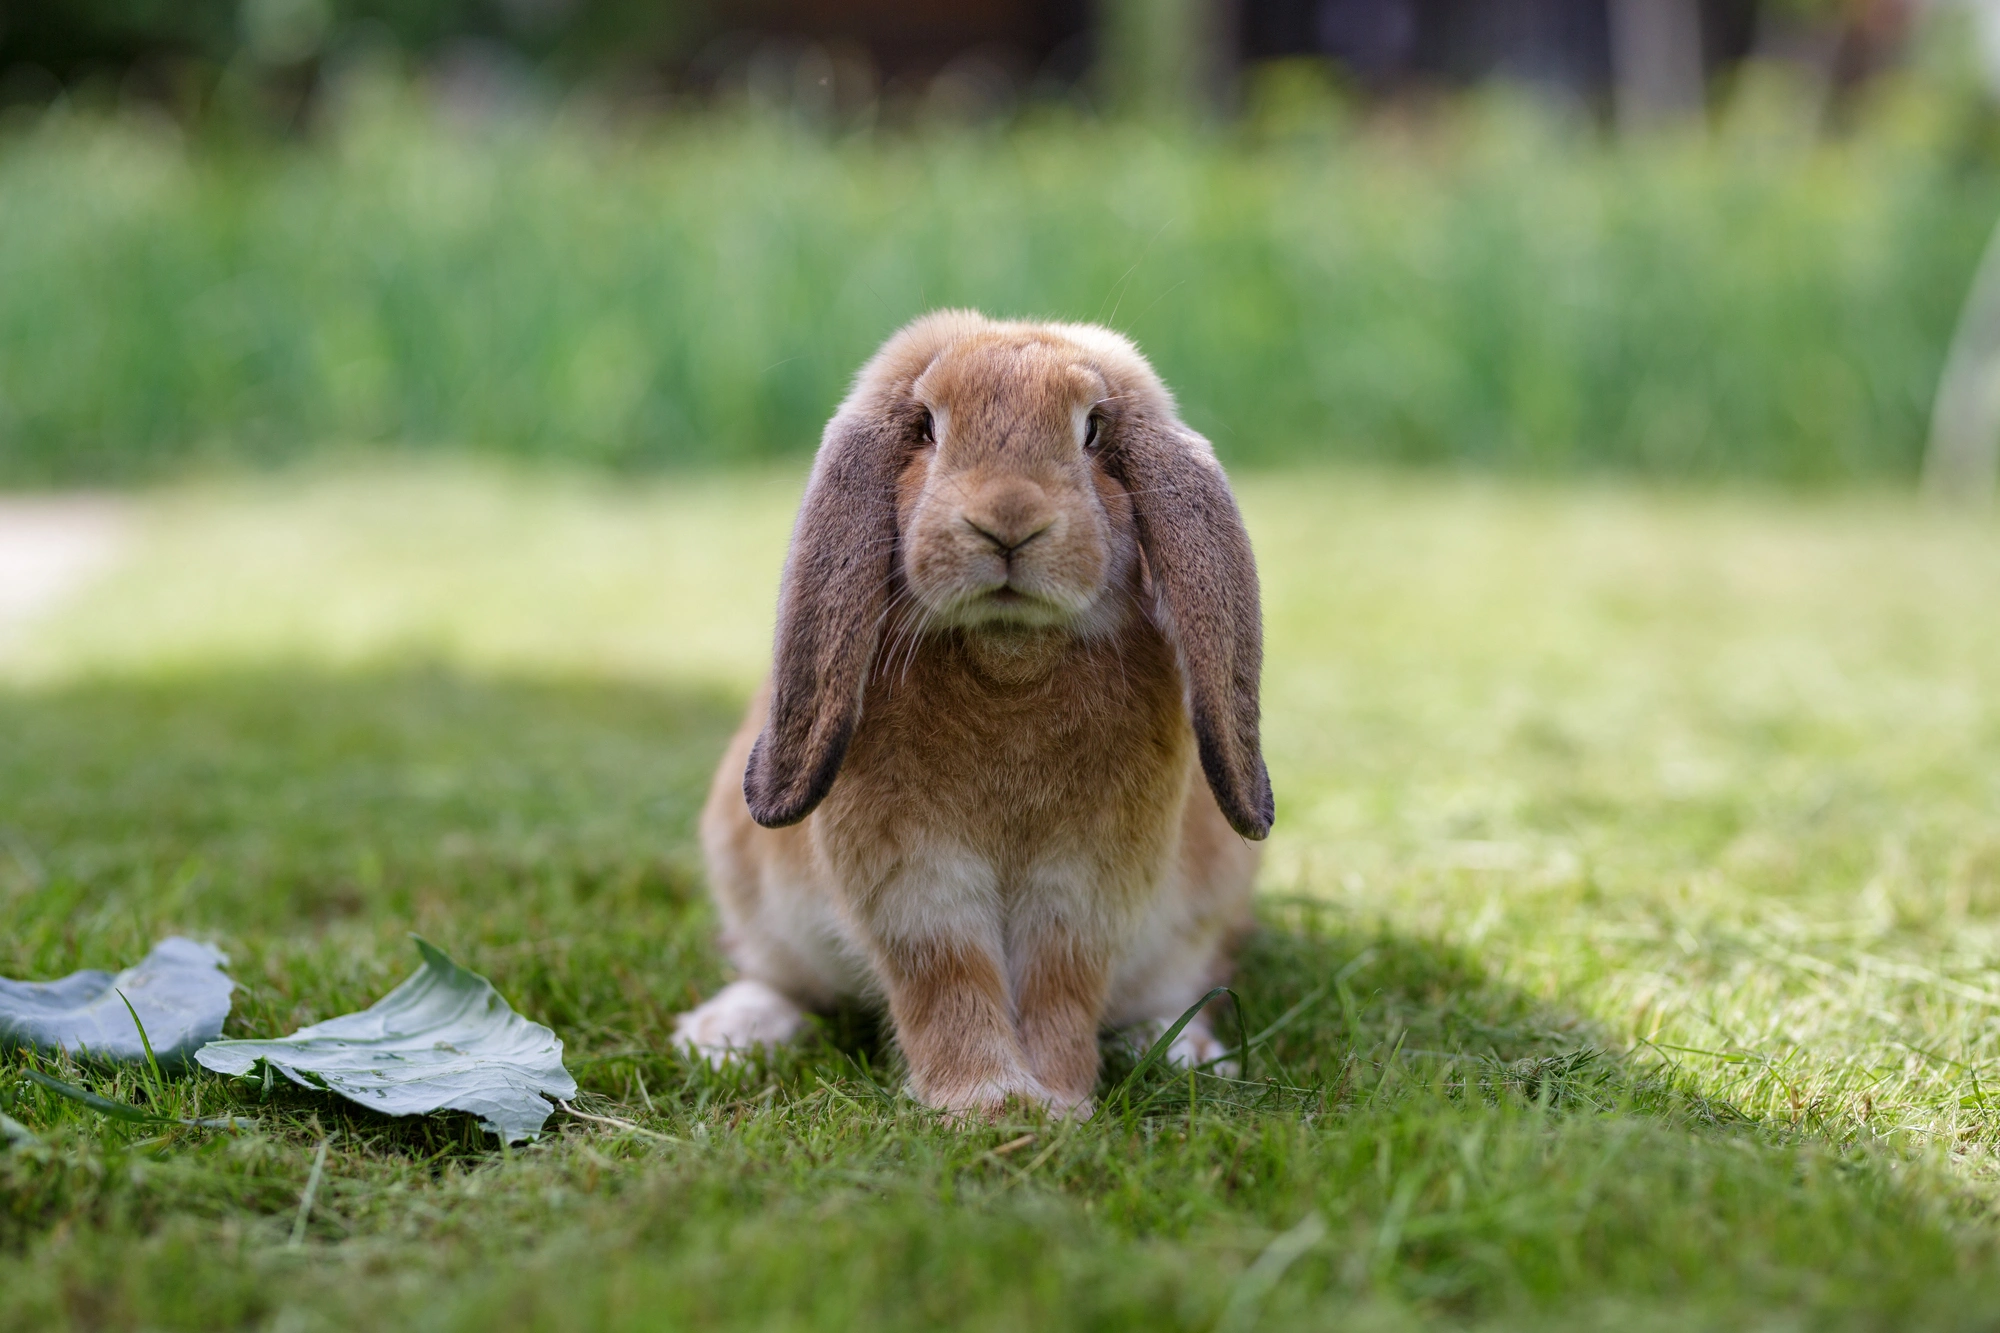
xmin=835 ymin=624 xmax=1192 ymax=867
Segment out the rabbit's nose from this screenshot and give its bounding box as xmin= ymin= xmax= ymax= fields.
xmin=962 ymin=484 xmax=1054 ymax=555
xmin=964 ymin=515 xmax=1052 ymax=555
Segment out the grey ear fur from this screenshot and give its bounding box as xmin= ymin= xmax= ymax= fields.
xmin=1113 ymin=418 xmax=1275 ymax=840
xmin=742 ymin=404 xmax=907 ymax=828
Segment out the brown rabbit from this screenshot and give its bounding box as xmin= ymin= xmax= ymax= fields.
xmin=674 ymin=310 xmax=1271 ymax=1117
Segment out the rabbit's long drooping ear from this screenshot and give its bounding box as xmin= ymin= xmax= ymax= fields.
xmin=743 ymin=404 xmax=908 ymax=828
xmin=1116 ymin=419 xmax=1275 ymax=840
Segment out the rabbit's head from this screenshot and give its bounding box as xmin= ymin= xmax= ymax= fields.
xmin=899 ymin=325 xmax=1137 ymax=637
xmin=744 ymin=311 xmax=1273 ymax=840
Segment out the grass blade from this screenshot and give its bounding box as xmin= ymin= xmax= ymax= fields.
xmin=25 ymin=1068 xmax=160 ymax=1123
xmin=1214 ymin=1212 xmax=1328 ymax=1333
xmin=115 ymin=988 xmax=168 ymax=1092
xmin=1110 ymin=986 xmax=1237 ymax=1108
xmin=288 ymin=1138 xmax=329 ymax=1248
xmin=558 ymin=1099 xmax=680 ymax=1144
xmin=22 ymin=1068 xmax=250 ymax=1131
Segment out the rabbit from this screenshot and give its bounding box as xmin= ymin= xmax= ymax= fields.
xmin=674 ymin=310 xmax=1272 ymax=1117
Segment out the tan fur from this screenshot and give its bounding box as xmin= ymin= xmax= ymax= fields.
xmin=681 ymin=311 xmax=1269 ymax=1117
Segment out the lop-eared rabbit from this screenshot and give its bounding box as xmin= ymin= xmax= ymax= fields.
xmin=676 ymin=310 xmax=1272 ymax=1117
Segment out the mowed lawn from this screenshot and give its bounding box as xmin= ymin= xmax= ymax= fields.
xmin=5 ymin=462 xmax=2000 ymax=1331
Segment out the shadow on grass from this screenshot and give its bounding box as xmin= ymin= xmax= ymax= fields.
xmin=17 ymin=670 xmax=2000 ymax=1333
xmin=1219 ymin=897 xmax=1749 ymax=1126
xmin=3 ymin=665 xmax=1749 ymax=1159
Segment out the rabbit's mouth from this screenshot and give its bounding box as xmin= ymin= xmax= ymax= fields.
xmin=978 ymin=579 xmax=1077 ymax=617
xmin=971 ymin=583 xmax=1055 ymax=620
xmin=930 ymin=579 xmax=1080 ymax=631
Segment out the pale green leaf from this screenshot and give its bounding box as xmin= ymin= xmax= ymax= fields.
xmin=0 ymin=939 xmax=233 ymax=1070
xmin=195 ymin=938 xmax=575 ymax=1143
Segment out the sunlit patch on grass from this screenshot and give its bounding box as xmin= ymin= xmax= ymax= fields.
xmin=5 ymin=463 xmax=2000 ymax=1328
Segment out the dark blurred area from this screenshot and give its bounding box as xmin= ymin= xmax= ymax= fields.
xmin=0 ymin=0 xmax=1917 ymax=127
xmin=1246 ymin=0 xmax=1909 ymax=98
xmin=2 ymin=0 xmax=1990 ymax=491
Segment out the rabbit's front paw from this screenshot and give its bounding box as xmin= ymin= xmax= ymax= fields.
xmin=928 ymin=1073 xmax=1092 ymax=1122
xmin=673 ymin=979 xmax=806 ymax=1067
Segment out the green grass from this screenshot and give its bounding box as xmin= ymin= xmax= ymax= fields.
xmin=1 ymin=77 xmax=1994 ymax=486
xmin=6 ymin=462 xmax=2000 ymax=1329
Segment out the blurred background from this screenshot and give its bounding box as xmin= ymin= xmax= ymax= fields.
xmin=3 ymin=0 xmax=2000 ymax=489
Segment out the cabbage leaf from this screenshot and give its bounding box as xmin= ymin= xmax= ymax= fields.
xmin=196 ymin=938 xmax=575 ymax=1143
xmin=0 ymin=938 xmax=233 ymax=1070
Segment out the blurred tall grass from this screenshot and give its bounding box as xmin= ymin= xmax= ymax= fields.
xmin=0 ymin=75 xmax=1992 ymax=485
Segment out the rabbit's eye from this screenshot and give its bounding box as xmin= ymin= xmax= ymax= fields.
xmin=1083 ymin=414 xmax=1103 ymax=451
xmin=918 ymin=410 xmax=936 ymax=445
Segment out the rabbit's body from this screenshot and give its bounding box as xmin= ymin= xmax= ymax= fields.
xmin=676 ymin=312 xmax=1271 ymax=1116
